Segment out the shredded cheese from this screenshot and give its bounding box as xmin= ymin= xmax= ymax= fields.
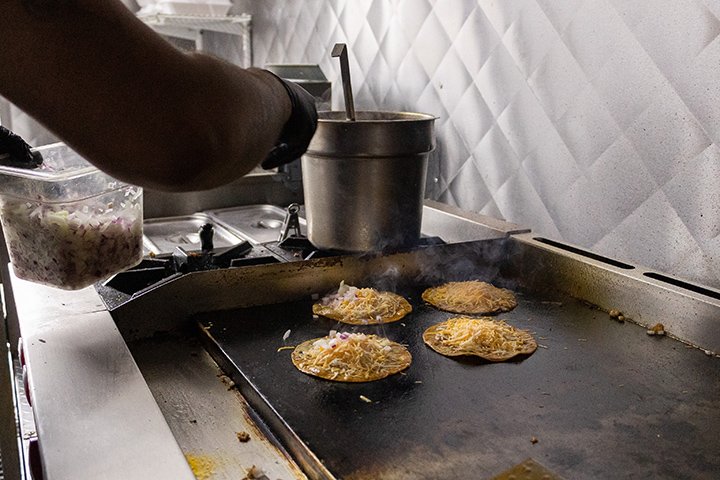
xmin=422 ymin=280 xmax=517 ymax=314
xmin=292 ymin=331 xmax=411 ymax=382
xmin=424 ymin=317 xmax=536 ymax=360
xmin=314 ymin=282 xmax=411 ymax=324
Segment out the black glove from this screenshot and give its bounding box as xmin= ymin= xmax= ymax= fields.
xmin=261 ymin=73 xmax=318 ymax=170
xmin=0 ymin=126 xmax=43 ymax=169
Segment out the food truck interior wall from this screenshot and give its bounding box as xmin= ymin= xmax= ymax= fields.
xmin=2 ymin=0 xmax=719 ymax=289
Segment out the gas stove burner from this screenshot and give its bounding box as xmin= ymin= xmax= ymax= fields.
xmin=272 ymin=235 xmax=340 ymax=261
xmin=96 ymin=208 xmax=447 ymax=310
xmin=269 ymin=203 xmax=333 ymax=260
xmin=166 ymin=222 xmax=258 ymax=273
xmin=101 ymin=257 xmax=178 ymax=297
xmin=268 ymin=234 xmax=447 ymax=262
xmin=100 ymin=222 xmax=272 ymax=299
xmin=273 ymin=203 xmax=447 ymax=260
xmin=173 ymin=239 xmax=254 ymax=272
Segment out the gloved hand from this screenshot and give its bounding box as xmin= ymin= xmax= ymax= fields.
xmin=0 ymin=126 xmax=43 ymax=168
xmin=261 ymin=73 xmax=318 ymax=170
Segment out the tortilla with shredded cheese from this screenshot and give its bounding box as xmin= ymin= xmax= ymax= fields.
xmin=422 ymin=280 xmax=517 ymax=314
xmin=423 ymin=316 xmax=537 ymax=361
xmin=292 ymin=331 xmax=412 ymax=382
xmin=313 ymin=282 xmax=412 ymax=325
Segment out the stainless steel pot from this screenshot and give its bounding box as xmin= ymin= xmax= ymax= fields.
xmin=301 ymin=111 xmax=435 ymax=252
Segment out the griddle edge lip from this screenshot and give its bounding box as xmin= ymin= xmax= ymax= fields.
xmin=514 ymin=233 xmax=720 ymax=305
xmin=509 ymin=233 xmax=720 ymax=355
xmin=199 ymin=324 xmax=337 ymax=480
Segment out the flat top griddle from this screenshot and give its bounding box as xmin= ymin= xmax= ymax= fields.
xmin=198 ymin=284 xmax=720 ymax=480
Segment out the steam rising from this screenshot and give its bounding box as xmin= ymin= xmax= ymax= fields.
xmin=317 ymin=238 xmax=521 ymax=339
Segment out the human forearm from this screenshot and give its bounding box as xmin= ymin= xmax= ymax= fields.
xmin=0 ymin=0 xmax=291 ymax=191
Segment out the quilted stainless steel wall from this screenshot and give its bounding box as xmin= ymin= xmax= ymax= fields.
xmin=233 ymin=0 xmax=720 ymax=289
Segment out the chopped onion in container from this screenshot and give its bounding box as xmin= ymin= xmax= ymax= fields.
xmin=0 ymin=189 xmax=143 ymax=290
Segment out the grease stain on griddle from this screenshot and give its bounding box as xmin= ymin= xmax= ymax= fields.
xmin=490 ymin=458 xmax=564 ymax=480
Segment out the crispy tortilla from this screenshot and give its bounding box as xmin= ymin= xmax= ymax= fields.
xmin=423 ymin=316 xmax=537 ymax=361
xmin=292 ymin=332 xmax=412 ymax=382
xmin=422 ymin=280 xmax=517 ymax=314
xmin=313 ymin=282 xmax=412 ymax=325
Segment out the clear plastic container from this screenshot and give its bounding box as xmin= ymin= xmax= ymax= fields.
xmin=0 ymin=143 xmax=143 ymax=290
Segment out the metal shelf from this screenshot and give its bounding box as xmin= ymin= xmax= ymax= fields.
xmin=140 ymin=13 xmax=250 ymax=36
xmin=140 ymin=14 xmax=252 ymax=65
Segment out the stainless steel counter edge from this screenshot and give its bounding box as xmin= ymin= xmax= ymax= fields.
xmin=421 ymin=199 xmax=530 ymax=241
xmin=9 ymin=271 xmax=196 ymax=480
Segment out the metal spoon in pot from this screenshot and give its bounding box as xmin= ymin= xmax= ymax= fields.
xmin=331 ymin=43 xmax=356 ymax=121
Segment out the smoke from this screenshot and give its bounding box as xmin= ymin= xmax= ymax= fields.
xmin=408 ymin=238 xmax=518 ymax=292
xmin=372 ymin=264 xmax=402 ymax=292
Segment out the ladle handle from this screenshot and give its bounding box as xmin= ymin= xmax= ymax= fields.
xmin=331 ymin=43 xmax=356 ymax=121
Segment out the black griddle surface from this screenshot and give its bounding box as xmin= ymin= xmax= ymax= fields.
xmin=197 ymin=286 xmax=720 ymax=480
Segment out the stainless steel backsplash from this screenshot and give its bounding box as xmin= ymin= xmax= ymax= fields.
xmin=232 ymin=0 xmax=720 ymax=289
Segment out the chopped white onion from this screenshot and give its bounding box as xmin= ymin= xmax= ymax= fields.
xmin=0 ymin=192 xmax=143 ymax=290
